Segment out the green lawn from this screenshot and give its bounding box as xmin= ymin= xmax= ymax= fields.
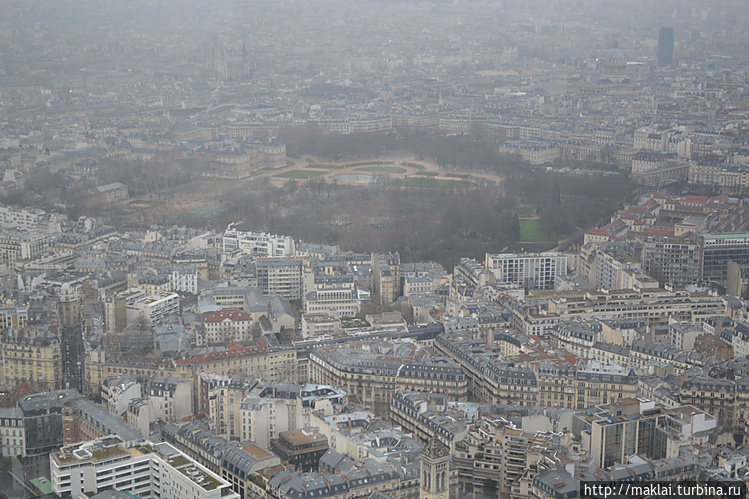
xmin=416 ymin=171 xmax=438 ymax=177
xmin=515 ymin=207 xmax=535 ymax=217
xmin=445 ymin=173 xmax=470 ymax=179
xmin=402 ymin=162 xmax=427 ymax=170
xmin=402 ymin=178 xmax=471 ymax=189
xmin=519 ymin=218 xmax=564 ymax=242
xmin=274 ymin=170 xmax=328 ymax=179
xmin=355 ymin=166 xmax=407 ymax=174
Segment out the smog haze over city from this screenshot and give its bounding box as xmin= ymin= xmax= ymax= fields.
xmin=2 ymin=1 xmax=749 ymax=499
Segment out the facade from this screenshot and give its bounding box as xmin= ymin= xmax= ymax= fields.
xmin=1 ymin=334 xmax=62 ymax=392
xmin=304 ymin=287 xmax=360 ymax=318
xmin=239 ymin=383 xmax=304 ymax=449
xmin=256 ymin=257 xmax=304 ymax=300
xmin=309 ymin=345 xmax=467 ymax=416
xmin=203 ymin=309 xmax=253 ymax=345
xmin=162 ymin=421 xmax=282 ymax=499
xmin=642 ymin=238 xmax=701 ymax=287
xmin=51 ymin=437 xmax=239 ymax=499
xmin=657 ymin=27 xmax=674 ymax=66
xmin=197 ymin=374 xmax=257 ymax=441
xmin=0 ymin=231 xmax=50 ymax=267
xmin=574 ymin=398 xmax=716 ymax=468
xmin=701 ymin=233 xmax=749 ymax=283
xmin=222 ymin=227 xmax=295 ymax=257
xmin=0 ymin=407 xmax=25 ymax=458
xmin=420 ymin=437 xmax=451 ymax=499
xmin=126 ymin=291 xmax=180 ymax=327
xmin=486 ymin=253 xmax=567 ymax=291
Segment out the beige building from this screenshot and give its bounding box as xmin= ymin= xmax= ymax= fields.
xmin=1 ymin=333 xmax=62 ymax=391
xmin=309 ymin=343 xmax=467 ymax=416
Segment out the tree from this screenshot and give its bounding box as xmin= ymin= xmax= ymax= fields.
xmin=505 ymin=212 xmax=521 ymax=242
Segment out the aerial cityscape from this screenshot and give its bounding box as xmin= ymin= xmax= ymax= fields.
xmin=2 ymin=0 xmax=749 ymax=498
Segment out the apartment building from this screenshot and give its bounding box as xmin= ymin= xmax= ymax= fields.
xmin=196 ymin=374 xmax=257 ymax=441
xmin=239 ymin=383 xmax=303 ymax=449
xmin=256 ymin=257 xmax=304 ymax=300
xmin=642 ymin=237 xmax=702 ymax=287
xmin=86 ymin=343 xmax=297 ymax=395
xmin=309 ymin=344 xmax=467 ymax=416
xmin=0 ymin=333 xmax=62 ymax=392
xmin=0 ymin=231 xmax=50 ymax=267
xmin=203 ymin=309 xmax=253 ymax=345
xmin=51 ymin=436 xmax=239 ymax=499
xmin=372 ymin=253 xmax=401 ymax=304
xmin=125 ymin=291 xmax=180 ymax=327
xmin=162 ymin=421 xmax=282 ymax=499
xmin=486 ymin=253 xmax=567 ymax=291
xmin=0 ymin=407 xmax=25 ymax=458
xmin=222 ymin=227 xmax=295 ymax=257
xmin=0 ymin=205 xmax=46 ymax=231
xmin=573 ymin=398 xmax=716 ymax=469
xmin=304 ymin=287 xmax=360 ymax=318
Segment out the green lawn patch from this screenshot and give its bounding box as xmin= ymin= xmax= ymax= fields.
xmin=274 ymin=170 xmax=328 ymax=179
xmin=355 ymin=166 xmax=407 ymax=174
xmin=445 ymin=173 xmax=470 ymax=179
xmin=402 ymin=178 xmax=471 ymax=189
xmin=515 ymin=207 xmax=535 ymax=218
xmin=519 ymin=218 xmax=565 ymax=242
xmin=416 ymin=171 xmax=438 ymax=177
xmin=402 ymin=162 xmax=427 ymax=170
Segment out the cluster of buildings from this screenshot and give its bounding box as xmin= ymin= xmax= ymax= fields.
xmin=3 ymin=0 xmax=749 ymax=497
xmin=4 ymin=189 xmax=749 ymax=498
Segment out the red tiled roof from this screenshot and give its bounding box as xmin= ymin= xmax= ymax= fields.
xmin=204 ymin=309 xmax=252 ymax=323
xmin=174 ymin=343 xmax=268 ymax=365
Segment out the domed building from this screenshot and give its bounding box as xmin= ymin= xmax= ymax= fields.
xmin=599 ymin=47 xmax=628 ymax=83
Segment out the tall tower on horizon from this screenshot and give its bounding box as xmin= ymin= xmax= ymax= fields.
xmin=658 ymin=27 xmax=674 ymax=66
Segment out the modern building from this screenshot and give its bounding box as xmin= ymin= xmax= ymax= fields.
xmin=256 ymin=257 xmax=304 ymax=300
xmin=222 ymin=227 xmax=295 ymax=257
xmin=125 ymin=291 xmax=180 ymax=327
xmin=574 ymin=398 xmax=716 ymax=469
xmin=50 ymin=436 xmax=239 ymax=499
xmin=642 ymin=237 xmax=701 ymax=287
xmin=701 ymin=233 xmax=749 ymax=284
xmin=486 ymin=253 xmax=567 ymax=291
xmin=657 ymin=27 xmax=674 ymax=66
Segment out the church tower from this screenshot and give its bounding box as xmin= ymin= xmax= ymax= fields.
xmin=420 ymin=437 xmax=450 ymax=499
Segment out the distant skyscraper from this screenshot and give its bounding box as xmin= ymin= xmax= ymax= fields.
xmin=658 ymin=27 xmax=674 ymax=66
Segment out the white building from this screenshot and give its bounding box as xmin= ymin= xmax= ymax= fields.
xmin=240 ymin=385 xmax=303 ymax=449
xmin=485 ymin=252 xmax=568 ymax=291
xmin=0 ymin=205 xmax=46 ymax=231
xmin=51 ymin=437 xmax=239 ymax=499
xmin=304 ymin=287 xmax=360 ymax=318
xmin=170 ymin=265 xmax=199 ymax=295
xmin=222 ymin=226 xmax=295 ymax=256
xmin=202 ymin=309 xmax=253 ymax=345
xmin=0 ymin=407 xmax=25 ymax=458
xmin=126 ymin=291 xmax=180 ymax=327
